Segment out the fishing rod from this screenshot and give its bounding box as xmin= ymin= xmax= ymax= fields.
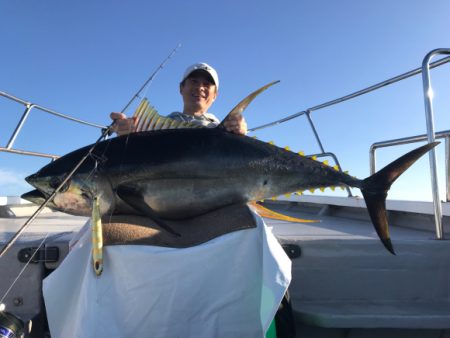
xmin=0 ymin=43 xmax=182 ymax=259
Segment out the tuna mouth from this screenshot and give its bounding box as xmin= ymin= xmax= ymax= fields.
xmin=21 ymin=189 xmax=47 ymax=204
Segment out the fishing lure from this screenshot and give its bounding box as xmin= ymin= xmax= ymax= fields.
xmin=92 ymin=196 xmax=103 ymax=276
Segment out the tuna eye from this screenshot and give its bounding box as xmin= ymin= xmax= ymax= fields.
xmin=81 ymin=192 xmax=91 ymax=200
xmin=50 ymin=177 xmax=70 ymax=193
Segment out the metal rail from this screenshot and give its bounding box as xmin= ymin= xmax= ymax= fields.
xmin=0 ymin=91 xmax=106 ymax=159
xmin=421 ymin=49 xmax=449 ymax=239
xmin=370 ymin=130 xmax=450 ymax=201
xmin=2 ymin=49 xmax=449 ymax=238
xmin=249 ymin=49 xmax=450 ymax=239
xmin=302 ymin=110 xmax=352 ymax=196
xmin=369 ymin=49 xmax=450 ymax=240
xmin=249 ymin=54 xmax=450 ymax=132
xmin=0 ymin=147 xmax=59 ymax=160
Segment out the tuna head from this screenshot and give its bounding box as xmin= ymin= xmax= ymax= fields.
xmin=25 ymin=148 xmax=115 ymax=217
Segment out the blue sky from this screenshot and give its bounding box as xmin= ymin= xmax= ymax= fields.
xmin=1 ymin=0 xmax=450 ymax=201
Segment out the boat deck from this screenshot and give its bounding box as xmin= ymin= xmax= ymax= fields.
xmin=264 ymin=197 xmax=450 ymax=337
xmin=1 ymin=198 xmax=449 ymax=337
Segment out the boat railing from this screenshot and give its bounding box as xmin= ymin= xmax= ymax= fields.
xmin=2 ymin=49 xmax=449 ymax=238
xmin=369 ymin=129 xmax=450 ymax=236
xmin=249 ymin=51 xmax=450 ymax=134
xmin=370 ymin=49 xmax=450 ymax=240
xmin=0 ymin=90 xmax=106 ymax=160
xmin=249 ymin=48 xmax=450 ymax=240
xmin=369 ymin=130 xmax=450 ymax=202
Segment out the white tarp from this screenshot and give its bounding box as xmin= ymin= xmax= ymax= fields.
xmin=43 ymin=213 xmax=291 ymax=338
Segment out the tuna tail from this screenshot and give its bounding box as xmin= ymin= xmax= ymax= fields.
xmin=360 ymin=142 xmax=439 ymax=255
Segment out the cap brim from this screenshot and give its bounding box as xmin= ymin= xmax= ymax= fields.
xmin=185 ymin=69 xmax=216 ymax=85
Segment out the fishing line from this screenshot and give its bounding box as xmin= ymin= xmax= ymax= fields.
xmin=120 ymin=43 xmax=181 ymax=116
xmin=0 ymin=233 xmax=49 ymax=307
xmin=0 ymin=43 xmax=181 ymax=257
xmin=0 ymin=44 xmax=182 ymax=303
xmin=0 ymin=126 xmax=114 ymax=260
xmin=105 ymin=43 xmax=182 ymax=222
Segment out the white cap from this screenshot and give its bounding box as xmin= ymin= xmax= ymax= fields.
xmin=181 ymin=63 xmax=219 ymax=90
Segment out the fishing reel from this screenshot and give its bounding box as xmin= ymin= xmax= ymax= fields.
xmin=0 ymin=304 xmax=25 ymax=338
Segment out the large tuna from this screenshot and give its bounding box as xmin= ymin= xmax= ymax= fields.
xmin=23 ymin=125 xmax=437 ymax=254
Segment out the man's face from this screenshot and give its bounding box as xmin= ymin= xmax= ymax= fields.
xmin=180 ymin=71 xmax=218 ymax=114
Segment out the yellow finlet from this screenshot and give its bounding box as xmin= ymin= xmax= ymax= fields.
xmin=322 ymin=160 xmax=329 ymax=166
xmin=284 ymin=146 xmax=290 ymax=151
xmin=298 ymin=151 xmax=305 ymax=156
xmin=311 ymin=155 xmax=317 ymax=161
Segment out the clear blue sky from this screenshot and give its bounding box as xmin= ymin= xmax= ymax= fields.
xmin=1 ymin=0 xmax=450 ymax=201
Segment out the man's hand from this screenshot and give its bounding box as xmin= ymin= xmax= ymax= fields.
xmin=110 ymin=112 xmax=137 ymax=136
xmin=223 ymin=114 xmax=247 ymax=135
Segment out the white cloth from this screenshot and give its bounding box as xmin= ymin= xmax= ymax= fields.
xmin=43 ymin=213 xmax=291 ymax=338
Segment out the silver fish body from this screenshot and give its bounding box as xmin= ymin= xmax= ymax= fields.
xmin=25 ymin=129 xmax=355 ymax=217
xmin=24 ymin=128 xmax=438 ymax=254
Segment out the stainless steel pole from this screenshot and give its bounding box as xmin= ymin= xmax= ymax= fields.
xmin=421 ymin=48 xmax=450 ymax=239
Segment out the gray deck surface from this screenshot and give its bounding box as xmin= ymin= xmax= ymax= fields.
xmin=266 ymin=208 xmax=436 ymax=241
xmin=1 ymin=202 xmax=449 ymax=335
xmin=261 ymin=204 xmax=450 ymax=333
xmin=0 ymin=211 xmax=87 ymax=244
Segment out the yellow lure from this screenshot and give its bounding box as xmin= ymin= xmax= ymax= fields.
xmin=92 ymin=196 xmax=103 ymax=276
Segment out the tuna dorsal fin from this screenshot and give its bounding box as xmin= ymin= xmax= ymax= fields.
xmin=218 ymin=81 xmax=280 ymax=129
xmin=248 ymin=201 xmax=319 ymax=223
xmin=132 ymin=98 xmax=202 ymax=131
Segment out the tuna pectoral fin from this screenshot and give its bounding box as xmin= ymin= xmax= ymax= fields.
xmin=117 ymin=186 xmax=180 ymax=237
xmin=249 ymin=202 xmax=320 ymax=223
xmin=361 ymin=142 xmax=439 ymax=255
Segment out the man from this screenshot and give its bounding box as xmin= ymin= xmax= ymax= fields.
xmin=110 ymin=63 xmax=247 ymax=136
xmin=109 ymin=63 xmax=294 ymax=337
